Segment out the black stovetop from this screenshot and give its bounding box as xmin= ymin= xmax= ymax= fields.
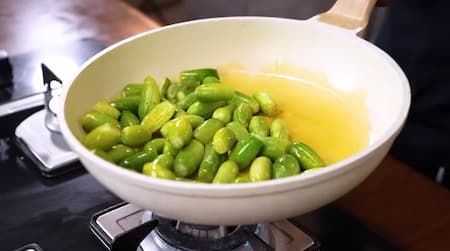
xmin=0 ymin=41 xmax=403 ymax=251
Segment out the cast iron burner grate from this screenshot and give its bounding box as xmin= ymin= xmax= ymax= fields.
xmin=152 ymin=215 xmax=271 ymax=251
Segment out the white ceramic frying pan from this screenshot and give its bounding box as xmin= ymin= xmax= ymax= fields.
xmin=60 ymin=0 xmax=410 ymax=225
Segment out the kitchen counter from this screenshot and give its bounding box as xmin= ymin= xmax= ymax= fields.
xmin=1 ymin=1 xmax=449 ymax=250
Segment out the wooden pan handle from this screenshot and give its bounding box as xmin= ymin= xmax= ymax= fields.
xmin=317 ymin=0 xmax=377 ymax=30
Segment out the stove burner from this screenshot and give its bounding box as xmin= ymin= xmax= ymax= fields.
xmin=152 ymin=215 xmax=267 ymax=251
xmin=91 ymin=203 xmax=318 ymax=251
xmin=176 ymin=222 xmax=238 ymax=240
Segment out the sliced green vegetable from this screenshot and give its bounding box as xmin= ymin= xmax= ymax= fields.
xmin=229 ymin=135 xmax=263 ymax=170
xmin=167 ymin=117 xmax=193 ymax=149
xmin=193 ymin=118 xmax=225 ymax=144
xmin=195 ymin=84 xmax=234 ymax=102
xmin=187 ymin=101 xmax=226 ymax=118
xmin=138 ymin=76 xmax=161 ymax=119
xmin=270 ymin=118 xmax=289 ymax=140
xmin=110 ymin=96 xmax=140 ymax=114
xmin=92 ymin=101 xmax=120 ymax=120
xmin=249 ymin=116 xmax=270 ymax=137
xmin=212 ymin=160 xmax=239 ymax=184
xmin=141 ymin=101 xmax=176 ymax=133
xmin=83 ymin=123 xmax=121 ymax=150
xmin=180 ymin=68 xmax=219 ymax=84
xmin=197 ymin=144 xmax=222 ymax=183
xmin=288 ymin=141 xmax=325 ymax=170
xmin=212 ymin=127 xmax=236 ymax=154
xmin=119 ymin=148 xmax=158 ymax=172
xmin=121 ymin=125 xmax=152 ymax=147
xmin=272 ymin=154 xmax=300 ymax=179
xmin=144 ymin=138 xmax=165 ymax=154
xmin=108 ymin=144 xmax=136 ymax=163
xmin=160 ymin=78 xmax=171 ymax=99
xmin=174 ymin=140 xmax=204 ymax=177
xmin=253 ymin=91 xmax=280 ymax=117
xmin=249 ymin=156 xmax=272 ymax=182
xmin=119 ymin=110 xmax=140 ymax=127
xmin=260 ymin=137 xmax=290 ymax=161
xmin=122 ymin=83 xmax=144 ymax=97
xmin=233 ymin=102 xmax=252 ymax=128
xmin=212 ymin=104 xmax=235 ymax=123
xmin=230 ymin=91 xmax=260 ymax=114
xmin=226 ymin=121 xmax=249 ymax=141
xmin=81 ymin=111 xmax=119 ymax=132
xmin=202 ymin=76 xmax=220 ymax=84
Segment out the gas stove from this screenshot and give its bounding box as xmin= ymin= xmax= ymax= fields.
xmin=90 ymin=203 xmax=318 ymax=251
xmin=1 ymin=41 xmax=403 ymax=251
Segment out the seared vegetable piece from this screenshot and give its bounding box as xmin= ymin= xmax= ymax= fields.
xmin=177 ymin=92 xmax=197 ymax=110
xmin=193 ymin=118 xmax=225 ymax=144
xmin=138 ymin=76 xmax=161 ymax=119
xmin=212 ymin=104 xmax=235 ymax=123
xmin=231 ymin=91 xmax=260 ymax=114
xmin=272 ymin=154 xmax=300 ymax=179
xmin=202 ymin=76 xmax=220 ymax=84
xmin=162 ymin=140 xmax=180 ymax=157
xmin=187 ymin=101 xmax=226 ymax=118
xmin=212 ymin=160 xmax=239 ymax=184
xmin=249 ymin=116 xmax=270 ymax=137
xmin=152 ymin=153 xmax=174 ymax=170
xmin=260 ymin=137 xmax=290 ymax=161
xmin=288 ymin=141 xmax=325 ymax=170
xmin=195 ymin=84 xmax=234 ymax=102
xmin=249 ymin=156 xmax=272 ymax=182
xmin=108 ymin=144 xmax=135 ymax=163
xmin=174 ymin=140 xmax=204 ymax=177
xmin=198 ymin=144 xmax=222 ymax=182
xmin=229 ymin=135 xmax=263 ymax=170
xmin=233 ymin=103 xmax=252 ymax=128
xmin=160 ymin=78 xmax=171 ymax=99
xmin=92 ymin=102 xmax=120 ymax=120
xmin=226 ymin=121 xmax=249 ymax=141
xmin=122 ymin=83 xmax=144 ymax=97
xmin=141 ymin=101 xmax=176 ymax=133
xmin=119 ymin=147 xmax=158 ymax=172
xmin=119 ymin=110 xmax=140 ymax=127
xmin=144 ymin=138 xmax=165 ymax=154
xmin=270 ymin=118 xmax=289 ymax=140
xmin=81 ymin=112 xmax=119 ymax=132
xmin=212 ymin=127 xmax=236 ymax=154
xmin=83 ymin=123 xmax=121 ymax=150
xmin=167 ymin=117 xmax=192 ymax=149
xmin=121 ymin=125 xmax=152 ymax=147
xmin=253 ymin=91 xmax=280 ymax=117
xmin=180 ymin=68 xmax=219 ymax=83
xmin=92 ymin=149 xmax=113 ymax=162
xmin=110 ymin=96 xmax=140 ymax=114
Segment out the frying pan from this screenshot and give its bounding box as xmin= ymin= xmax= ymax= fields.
xmin=59 ymin=0 xmax=410 ymax=225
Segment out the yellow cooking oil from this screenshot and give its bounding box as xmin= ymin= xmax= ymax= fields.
xmin=219 ymin=65 xmax=370 ymax=165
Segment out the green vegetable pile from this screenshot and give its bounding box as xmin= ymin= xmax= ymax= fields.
xmin=80 ymin=68 xmax=325 ymax=183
